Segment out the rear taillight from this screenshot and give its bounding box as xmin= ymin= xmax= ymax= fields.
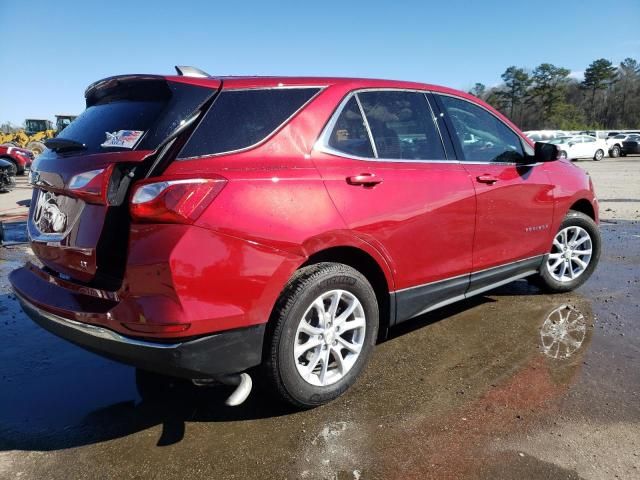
xmin=130 ymin=177 xmax=226 ymax=224
xmin=67 ymin=165 xmax=114 ymax=204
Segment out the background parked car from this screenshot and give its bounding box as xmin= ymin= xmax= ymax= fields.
xmin=547 ymin=135 xmax=608 ymax=161
xmin=0 ymin=158 xmax=16 ymax=193
xmin=0 ymin=145 xmax=34 ymax=175
xmin=621 ymin=134 xmax=640 ymax=155
xmin=608 ymin=133 xmax=640 ymax=157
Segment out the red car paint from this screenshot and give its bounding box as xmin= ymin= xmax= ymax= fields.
xmin=10 ymin=74 xmax=598 ymax=359
xmin=0 ymin=145 xmax=33 ymax=174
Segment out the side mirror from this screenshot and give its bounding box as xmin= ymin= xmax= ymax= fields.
xmin=568 ymin=142 xmax=575 ymax=147
xmin=534 ymin=142 xmax=559 ymax=162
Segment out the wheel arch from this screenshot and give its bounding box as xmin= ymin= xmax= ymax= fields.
xmin=265 ymin=244 xmax=395 ymax=347
xmin=569 ymin=198 xmax=596 ymax=221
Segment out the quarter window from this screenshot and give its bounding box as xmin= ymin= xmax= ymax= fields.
xmin=178 ymin=88 xmax=320 ymax=159
xmin=327 ymin=97 xmax=375 ymax=158
xmin=438 ymin=95 xmax=525 ymax=163
xmin=357 ymin=91 xmax=445 ymax=160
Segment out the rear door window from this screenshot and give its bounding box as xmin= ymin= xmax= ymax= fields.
xmin=357 ymin=91 xmax=445 ymax=160
xmin=178 ymin=88 xmax=320 ymax=159
xmin=437 ymin=95 xmax=525 ymax=163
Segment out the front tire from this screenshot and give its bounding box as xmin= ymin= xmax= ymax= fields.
xmin=559 ymin=150 xmax=568 ymax=160
xmin=534 ymin=211 xmax=601 ymax=293
xmin=593 ymin=149 xmax=604 ymax=161
xmin=265 ymin=263 xmax=379 ymax=408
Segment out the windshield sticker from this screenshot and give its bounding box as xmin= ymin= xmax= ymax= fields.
xmin=101 ymin=130 xmax=144 ymax=149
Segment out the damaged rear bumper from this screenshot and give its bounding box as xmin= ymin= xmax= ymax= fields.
xmin=13 ymin=288 xmax=265 ymax=379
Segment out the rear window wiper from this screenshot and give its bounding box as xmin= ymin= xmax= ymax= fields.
xmin=44 ymin=138 xmax=87 ymax=152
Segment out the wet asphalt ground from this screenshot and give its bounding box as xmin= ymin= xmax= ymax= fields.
xmin=0 ymin=159 xmax=639 ymax=479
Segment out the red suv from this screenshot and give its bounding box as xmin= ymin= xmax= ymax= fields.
xmin=10 ymin=67 xmax=601 ymax=407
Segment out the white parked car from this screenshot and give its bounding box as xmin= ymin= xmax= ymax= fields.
xmin=547 ymin=135 xmax=608 ymax=161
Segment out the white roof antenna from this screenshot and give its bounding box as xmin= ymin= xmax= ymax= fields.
xmin=174 ymin=66 xmax=211 ymax=78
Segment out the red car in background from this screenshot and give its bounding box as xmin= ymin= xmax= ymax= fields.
xmin=9 ymin=67 xmax=601 ymax=408
xmin=0 ymin=144 xmax=34 ymax=175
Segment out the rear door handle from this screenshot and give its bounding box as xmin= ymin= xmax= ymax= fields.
xmin=346 ymin=173 xmax=383 ymax=187
xmin=476 ymin=174 xmax=498 ymax=184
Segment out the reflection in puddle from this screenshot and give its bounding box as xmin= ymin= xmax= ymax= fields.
xmin=539 ymin=305 xmax=587 ymax=359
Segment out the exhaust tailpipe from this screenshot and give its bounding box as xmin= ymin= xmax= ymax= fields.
xmin=192 ymin=372 xmax=253 ymax=406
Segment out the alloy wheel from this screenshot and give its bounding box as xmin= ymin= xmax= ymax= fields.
xmin=293 ymin=289 xmax=366 ymax=387
xmin=546 ymin=226 xmax=593 ymax=282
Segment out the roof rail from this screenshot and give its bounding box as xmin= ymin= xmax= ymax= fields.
xmin=174 ymin=65 xmax=211 ymax=78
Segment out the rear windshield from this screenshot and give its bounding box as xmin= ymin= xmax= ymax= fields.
xmin=56 ymin=81 xmax=213 ymax=155
xmin=177 ymin=88 xmax=320 ymax=159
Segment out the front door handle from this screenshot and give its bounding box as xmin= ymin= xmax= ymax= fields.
xmin=346 ymin=173 xmax=383 ymax=187
xmin=476 ymin=174 xmax=498 ymax=184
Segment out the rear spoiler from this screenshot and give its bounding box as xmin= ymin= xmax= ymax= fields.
xmin=85 ymin=67 xmax=213 ymax=106
xmin=84 ymin=75 xmax=168 ymax=106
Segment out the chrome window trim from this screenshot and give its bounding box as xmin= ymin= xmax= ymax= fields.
xmin=354 ymin=93 xmax=378 ymax=158
xmin=314 ymin=88 xmax=458 ymax=164
xmin=221 ymin=85 xmax=329 ymax=92
xmin=178 ymin=86 xmax=326 ymax=160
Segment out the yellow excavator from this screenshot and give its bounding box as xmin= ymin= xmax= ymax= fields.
xmin=0 ymin=115 xmax=77 ymax=156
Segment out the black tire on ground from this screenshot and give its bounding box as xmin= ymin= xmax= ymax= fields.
xmin=0 ymin=157 xmax=18 ymax=176
xmin=265 ymin=262 xmax=379 ymax=408
xmin=532 ymin=210 xmax=601 ymax=293
xmin=610 ymin=145 xmax=621 ymax=158
xmin=559 ymin=150 xmax=568 ymax=160
xmin=593 ymin=149 xmax=604 ymax=161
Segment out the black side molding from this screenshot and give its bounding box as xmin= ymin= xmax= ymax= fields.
xmin=394 ymin=256 xmax=545 ymax=324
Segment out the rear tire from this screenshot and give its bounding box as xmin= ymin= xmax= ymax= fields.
xmin=265 ymin=263 xmax=379 ymax=408
xmin=593 ymin=149 xmax=604 ymax=161
xmin=533 ymin=211 xmax=601 ymax=293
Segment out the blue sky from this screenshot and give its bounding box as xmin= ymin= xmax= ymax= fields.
xmin=1 ymin=0 xmax=638 ymax=125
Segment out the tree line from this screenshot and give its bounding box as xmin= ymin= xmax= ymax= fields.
xmin=469 ymin=58 xmax=640 ymax=131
